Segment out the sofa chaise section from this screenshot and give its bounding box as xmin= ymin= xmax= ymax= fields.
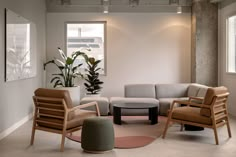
xmin=155 ymin=83 xmax=190 ymax=116
xmin=109 ymin=83 xmax=209 ymax=116
xmin=156 ymin=83 xmax=209 ymax=116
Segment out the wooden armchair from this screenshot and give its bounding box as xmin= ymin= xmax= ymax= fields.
xmin=162 ymin=86 xmax=231 ymax=145
xmin=30 ymin=88 xmax=100 ymax=151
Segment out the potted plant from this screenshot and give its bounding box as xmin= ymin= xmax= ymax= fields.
xmin=44 ymin=47 xmax=88 ymax=105
xmin=84 ymin=57 xmax=104 ymax=96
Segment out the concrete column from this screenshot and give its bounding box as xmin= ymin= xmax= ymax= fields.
xmin=191 ymin=0 xmax=218 ymax=86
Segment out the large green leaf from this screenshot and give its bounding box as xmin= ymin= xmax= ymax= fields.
xmin=88 ymin=57 xmax=95 ymax=64
xmin=44 ymin=48 xmax=92 ymax=88
xmin=66 ymin=57 xmax=73 ymax=65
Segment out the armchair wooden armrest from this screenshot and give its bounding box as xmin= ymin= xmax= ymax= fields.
xmin=170 ymin=100 xmax=210 ymax=112
xmin=188 ymin=96 xmax=204 ymax=102
xmin=68 ymin=101 xmax=100 ymax=116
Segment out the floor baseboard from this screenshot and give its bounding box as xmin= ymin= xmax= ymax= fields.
xmin=0 ymin=113 xmax=33 ymax=141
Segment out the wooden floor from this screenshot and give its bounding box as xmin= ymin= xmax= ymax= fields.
xmin=0 ymin=116 xmax=236 ymax=157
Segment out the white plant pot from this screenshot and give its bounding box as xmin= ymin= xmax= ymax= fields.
xmin=57 ymin=86 xmax=80 ymax=106
xmin=85 ymin=93 xmax=101 ymax=97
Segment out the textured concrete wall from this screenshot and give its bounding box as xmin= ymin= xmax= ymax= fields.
xmin=191 ymin=0 xmax=218 ymax=86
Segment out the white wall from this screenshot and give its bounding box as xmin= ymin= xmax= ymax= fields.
xmin=219 ymin=2 xmax=236 ymax=116
xmin=0 ymin=0 xmax=46 ymax=134
xmin=46 ymin=13 xmax=191 ymax=97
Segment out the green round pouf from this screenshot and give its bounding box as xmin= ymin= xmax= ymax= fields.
xmin=81 ymin=117 xmax=114 ymax=153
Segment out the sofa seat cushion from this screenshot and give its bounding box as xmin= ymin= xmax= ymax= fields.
xmin=172 ymin=106 xmax=212 ymax=125
xmin=158 ymin=97 xmax=188 ymax=116
xmin=110 ymin=97 xmax=159 ymax=115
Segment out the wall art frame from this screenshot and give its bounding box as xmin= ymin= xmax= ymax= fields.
xmin=4 ymin=8 xmax=37 ymax=82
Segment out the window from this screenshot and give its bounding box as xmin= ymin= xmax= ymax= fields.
xmin=66 ymin=22 xmax=106 ymax=75
xmin=227 ymin=15 xmax=236 ymax=73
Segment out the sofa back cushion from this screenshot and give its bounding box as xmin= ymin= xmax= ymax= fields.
xmin=197 ymin=86 xmax=209 ymax=97
xmin=187 ymin=83 xmax=209 ymax=97
xmin=125 ymin=84 xmax=156 ymax=98
xmin=155 ymin=84 xmax=190 ymax=99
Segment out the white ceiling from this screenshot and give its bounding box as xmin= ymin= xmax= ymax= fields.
xmin=46 ymin=0 xmax=222 ymax=13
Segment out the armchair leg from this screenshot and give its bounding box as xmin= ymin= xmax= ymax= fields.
xmin=162 ymin=117 xmax=171 ymax=139
xmin=180 ymin=123 xmax=184 ymax=131
xmin=30 ymin=115 xmax=37 ymax=145
xmin=30 ymin=127 xmax=36 ymax=145
xmin=226 ymin=120 xmax=232 ymax=138
xmin=213 ymin=127 xmax=219 ymax=145
xmin=60 ymin=133 xmax=66 ymax=152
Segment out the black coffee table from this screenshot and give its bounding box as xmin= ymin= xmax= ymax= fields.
xmin=113 ymin=103 xmax=158 ymax=125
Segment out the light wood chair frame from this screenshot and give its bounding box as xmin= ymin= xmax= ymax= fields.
xmin=162 ymin=93 xmax=232 ymax=145
xmin=30 ymin=96 xmax=100 ymax=151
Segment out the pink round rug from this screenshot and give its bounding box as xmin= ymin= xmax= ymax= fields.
xmin=66 ymin=116 xmax=168 ymax=149
xmin=66 ymin=135 xmax=155 ymax=149
xmin=114 ymin=136 xmax=155 ymax=148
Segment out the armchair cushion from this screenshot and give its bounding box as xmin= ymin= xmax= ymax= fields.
xmin=38 ymin=109 xmax=97 ymax=130
xmin=172 ymin=106 xmax=212 ymax=125
xmin=35 ymin=88 xmax=76 ymax=120
xmin=201 ymin=86 xmax=228 ymax=117
xmin=67 ymin=109 xmax=97 ymax=129
xmin=35 ymin=88 xmax=73 ymax=108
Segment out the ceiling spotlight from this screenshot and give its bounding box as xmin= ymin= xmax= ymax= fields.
xmin=170 ymin=0 xmax=179 ymax=5
xmin=129 ymin=0 xmax=139 ymax=7
xmin=60 ymin=0 xmax=71 ymax=5
xmin=103 ymin=5 xmax=109 ymax=13
xmin=103 ymin=0 xmax=109 ymax=5
xmin=177 ymin=6 xmax=182 ymax=14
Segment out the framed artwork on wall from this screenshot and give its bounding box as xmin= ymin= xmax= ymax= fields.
xmin=5 ymin=8 xmax=37 ymax=82
xmin=65 ymin=21 xmax=107 ymax=75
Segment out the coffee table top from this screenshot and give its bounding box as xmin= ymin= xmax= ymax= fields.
xmin=113 ymin=103 xmax=158 ymax=109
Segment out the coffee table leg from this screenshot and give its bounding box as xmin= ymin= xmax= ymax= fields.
xmin=113 ymin=106 xmax=121 ymax=125
xmin=149 ymin=107 xmax=158 ymax=125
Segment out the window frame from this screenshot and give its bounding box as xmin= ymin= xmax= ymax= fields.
xmin=226 ymin=14 xmax=236 ymax=74
xmin=65 ymin=21 xmax=107 ymax=75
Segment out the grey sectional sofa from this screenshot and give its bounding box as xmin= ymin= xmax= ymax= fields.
xmin=110 ymin=83 xmax=209 ymax=116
